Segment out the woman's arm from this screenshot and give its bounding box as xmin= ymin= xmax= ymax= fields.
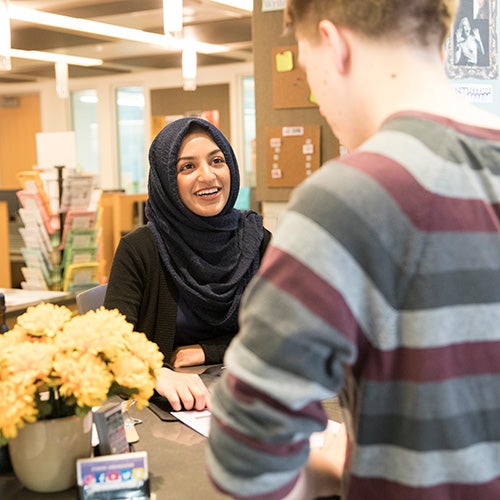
xmin=104 ymin=235 xmax=147 ymax=327
xmin=170 ymin=333 xmax=235 ymax=367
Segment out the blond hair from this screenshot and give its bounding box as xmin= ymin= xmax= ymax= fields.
xmin=285 ymin=0 xmax=459 ymax=47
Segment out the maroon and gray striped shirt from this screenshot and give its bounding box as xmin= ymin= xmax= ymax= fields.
xmin=207 ymin=112 xmax=500 ymax=499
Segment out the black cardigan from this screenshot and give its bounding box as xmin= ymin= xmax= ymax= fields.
xmin=104 ymin=225 xmax=271 ymax=364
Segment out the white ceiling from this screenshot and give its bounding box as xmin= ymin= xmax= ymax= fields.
xmin=2 ymin=0 xmax=253 ymax=83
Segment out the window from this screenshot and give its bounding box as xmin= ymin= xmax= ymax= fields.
xmin=241 ymin=76 xmax=256 ymax=187
xmin=71 ymin=89 xmax=99 ymax=174
xmin=116 ymin=87 xmax=145 ymax=192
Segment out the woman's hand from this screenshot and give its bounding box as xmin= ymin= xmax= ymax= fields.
xmin=155 ymin=367 xmax=210 ymax=411
xmin=170 ymin=344 xmax=206 ymax=368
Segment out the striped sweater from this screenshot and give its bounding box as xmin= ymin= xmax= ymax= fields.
xmin=207 ymin=112 xmax=500 ymax=500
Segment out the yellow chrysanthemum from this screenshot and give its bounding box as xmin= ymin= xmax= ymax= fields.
xmin=1 ymin=341 xmax=56 ymax=383
xmin=125 ymin=331 xmax=164 ymax=371
xmin=110 ymin=354 xmax=156 ymax=407
xmin=54 ymin=351 xmax=114 ymax=408
xmin=16 ymin=303 xmax=73 ymax=339
xmin=0 ymin=378 xmax=38 ymax=443
xmin=0 ymin=303 xmax=161 ymax=443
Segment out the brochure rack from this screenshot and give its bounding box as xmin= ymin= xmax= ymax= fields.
xmin=16 ymin=168 xmax=104 ymax=292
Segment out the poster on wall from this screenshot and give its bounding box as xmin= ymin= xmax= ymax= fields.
xmin=446 ymin=0 xmax=498 ymax=79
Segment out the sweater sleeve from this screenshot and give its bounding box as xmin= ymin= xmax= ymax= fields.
xmin=199 ymin=334 xmax=235 ymax=364
xmin=103 ymin=230 xmax=148 ymax=328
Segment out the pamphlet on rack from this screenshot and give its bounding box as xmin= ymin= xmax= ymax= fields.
xmin=19 ymin=227 xmax=53 ymax=268
xmin=18 ymin=208 xmax=56 ymax=251
xmin=60 ymin=175 xmax=98 ymax=212
xmin=21 ymin=248 xmax=51 ymax=283
xmin=20 ymin=267 xmax=48 ymax=290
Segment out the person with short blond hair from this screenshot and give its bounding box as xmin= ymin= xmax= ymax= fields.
xmin=207 ymin=0 xmax=500 ymax=498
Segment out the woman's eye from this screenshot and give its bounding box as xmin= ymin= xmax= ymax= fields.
xmin=178 ymin=162 xmax=194 ymax=173
xmin=212 ymin=156 xmax=225 ymax=165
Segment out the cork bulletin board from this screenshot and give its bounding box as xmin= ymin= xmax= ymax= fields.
xmin=266 ymin=124 xmax=321 ymax=188
xmin=253 ymin=2 xmax=339 ymax=202
xmin=272 ymin=45 xmax=318 ymax=109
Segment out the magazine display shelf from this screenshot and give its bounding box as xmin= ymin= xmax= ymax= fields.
xmin=15 ymin=168 xmax=104 ymax=292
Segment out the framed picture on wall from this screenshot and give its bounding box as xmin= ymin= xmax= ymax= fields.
xmin=446 ymin=0 xmax=498 ymax=79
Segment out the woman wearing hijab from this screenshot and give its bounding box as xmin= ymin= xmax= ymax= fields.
xmin=104 ymin=117 xmax=271 ymax=412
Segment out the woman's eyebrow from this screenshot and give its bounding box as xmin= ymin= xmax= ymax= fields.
xmin=177 ymin=149 xmax=222 ymax=163
xmin=177 ymin=155 xmax=196 ymax=163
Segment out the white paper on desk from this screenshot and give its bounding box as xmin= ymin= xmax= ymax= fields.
xmin=170 ymin=411 xmax=340 ymax=444
xmin=170 ymin=410 xmax=212 ymax=437
xmin=2 ymin=287 xmax=68 ymax=306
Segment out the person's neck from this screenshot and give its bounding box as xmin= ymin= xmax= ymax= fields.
xmin=350 ymin=42 xmax=500 ymax=145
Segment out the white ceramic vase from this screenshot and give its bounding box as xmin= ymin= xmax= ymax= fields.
xmin=8 ymin=413 xmax=93 ymax=493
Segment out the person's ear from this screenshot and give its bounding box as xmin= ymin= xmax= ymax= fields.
xmin=318 ymin=20 xmax=350 ymax=74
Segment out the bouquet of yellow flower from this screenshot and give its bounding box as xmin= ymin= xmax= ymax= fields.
xmin=0 ymin=303 xmax=164 ymax=445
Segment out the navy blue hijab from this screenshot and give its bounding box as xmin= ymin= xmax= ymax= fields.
xmin=145 ymin=117 xmax=264 ymax=333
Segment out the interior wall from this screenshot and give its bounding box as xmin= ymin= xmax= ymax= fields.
xmin=150 ymin=83 xmax=231 ymax=140
xmin=0 ymin=62 xmax=252 ymax=191
xmin=252 ymin=2 xmax=339 ymax=204
xmin=0 ymin=94 xmax=41 ymax=189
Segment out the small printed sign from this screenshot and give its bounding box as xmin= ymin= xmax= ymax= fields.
xmin=77 ymin=451 xmax=149 ymax=499
xmin=282 ymin=126 xmax=304 ymax=137
xmin=262 ymin=0 xmax=286 ymax=11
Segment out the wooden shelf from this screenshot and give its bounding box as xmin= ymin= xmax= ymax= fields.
xmin=0 ymin=202 xmax=12 ymax=288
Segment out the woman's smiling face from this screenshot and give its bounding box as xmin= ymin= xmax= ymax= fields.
xmin=176 ymin=130 xmax=231 ymax=217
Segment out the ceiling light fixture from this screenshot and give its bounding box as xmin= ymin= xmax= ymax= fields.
xmin=163 ymin=0 xmax=183 ymax=36
xmin=8 ymin=5 xmax=226 ymax=55
xmin=55 ymin=61 xmax=69 ymax=99
xmin=9 ymin=49 xmax=103 ymax=66
xmin=9 ymin=5 xmax=177 ymax=48
xmin=182 ymin=40 xmax=197 ymax=91
xmin=0 ymin=0 xmax=12 ymax=71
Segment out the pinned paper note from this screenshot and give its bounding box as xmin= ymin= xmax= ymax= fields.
xmin=272 ymin=45 xmax=318 ymax=109
xmin=302 ymin=143 xmax=314 ymax=155
xmin=275 ymin=50 xmax=294 ymax=72
xmin=270 ymin=137 xmax=282 ymax=148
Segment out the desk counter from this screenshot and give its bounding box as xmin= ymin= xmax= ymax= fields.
xmin=0 ymin=400 xmax=230 ymax=500
xmin=2 ymin=288 xmax=76 ymax=329
xmin=0 ymin=378 xmax=341 ymax=499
